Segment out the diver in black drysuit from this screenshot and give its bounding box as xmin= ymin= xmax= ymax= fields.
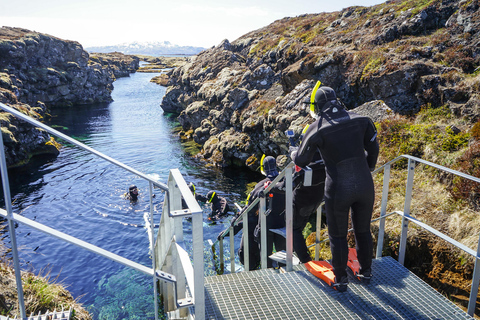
xmin=224 ymin=156 xmax=286 ymax=270
xmin=289 ymin=150 xmax=326 ymax=263
xmin=206 ymin=190 xmax=230 ymax=221
xmin=292 ymin=84 xmax=379 ymax=290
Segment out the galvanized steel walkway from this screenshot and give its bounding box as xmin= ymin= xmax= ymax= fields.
xmin=204 ymin=256 xmax=472 ymax=319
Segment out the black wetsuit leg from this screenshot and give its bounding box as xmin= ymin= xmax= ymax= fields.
xmin=292 ymin=183 xmax=325 ymax=263
xmin=325 ymin=158 xmax=375 ymax=279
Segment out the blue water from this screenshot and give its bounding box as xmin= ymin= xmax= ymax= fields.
xmin=4 ymin=70 xmax=260 ymax=318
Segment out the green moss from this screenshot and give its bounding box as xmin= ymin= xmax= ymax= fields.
xmin=377 ymin=112 xmax=470 ymax=169
xmin=255 ymin=100 xmax=275 ymax=116
xmin=361 ymin=54 xmax=386 ymax=81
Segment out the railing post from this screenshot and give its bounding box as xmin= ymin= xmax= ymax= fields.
xmin=398 ymin=159 xmax=415 ymax=265
xmin=468 ymin=235 xmax=480 ymax=316
xmin=149 ymin=182 xmax=159 ymax=320
xmin=243 ymin=210 xmax=249 ymax=271
xmin=0 ymin=122 xmax=26 ymax=319
xmin=192 ymin=202 xmax=205 ymax=319
xmin=230 ymin=226 xmax=235 ymax=273
xmin=315 ymin=203 xmax=323 ymax=261
xmin=260 ymin=197 xmax=267 ymax=269
xmin=285 ymin=165 xmax=294 ymax=271
xmin=376 ymin=164 xmax=391 ymax=259
xmin=219 ymin=238 xmax=224 ymax=273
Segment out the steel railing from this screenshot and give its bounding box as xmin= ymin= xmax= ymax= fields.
xmin=215 ymin=162 xmax=295 ymax=273
xmin=0 ymin=102 xmax=205 ymax=320
xmin=215 ymin=153 xmax=480 ymax=317
xmin=372 ymin=155 xmax=480 ymax=316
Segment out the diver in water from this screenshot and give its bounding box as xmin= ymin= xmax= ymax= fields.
xmin=125 ymin=185 xmax=139 ymax=202
xmin=206 ymin=190 xmax=230 ymax=221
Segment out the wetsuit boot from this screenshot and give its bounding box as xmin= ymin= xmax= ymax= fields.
xmin=329 ymin=235 xmax=349 ymax=292
xmin=355 ymin=230 xmax=373 ymax=283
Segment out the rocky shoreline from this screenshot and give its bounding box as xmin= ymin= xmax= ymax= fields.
xmin=0 ymin=27 xmax=140 ymax=168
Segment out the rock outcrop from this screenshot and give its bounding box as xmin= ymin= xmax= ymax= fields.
xmin=0 ymin=27 xmax=138 ymax=167
xmin=89 ymin=52 xmax=139 ymax=78
xmin=160 ymin=0 xmax=480 ymax=169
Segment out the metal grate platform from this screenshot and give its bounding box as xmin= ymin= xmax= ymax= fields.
xmin=204 ymin=256 xmax=473 ymax=319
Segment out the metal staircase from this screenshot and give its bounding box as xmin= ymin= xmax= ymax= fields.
xmin=1 ymin=102 xmax=480 ymax=319
xmin=204 ymin=257 xmax=472 ymax=319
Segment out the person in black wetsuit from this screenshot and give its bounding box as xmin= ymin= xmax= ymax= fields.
xmin=291 ymin=82 xmax=379 ymax=292
xmin=223 ymin=155 xmax=286 ymax=270
xmin=252 ymin=155 xmax=286 ymax=268
xmin=125 ymin=185 xmax=139 ymax=202
xmin=288 ymin=131 xmax=326 ymax=264
xmin=206 ymin=190 xmax=230 ymax=221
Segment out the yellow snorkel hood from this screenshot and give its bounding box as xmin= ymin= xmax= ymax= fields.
xmin=310 ymin=80 xmax=322 ymax=119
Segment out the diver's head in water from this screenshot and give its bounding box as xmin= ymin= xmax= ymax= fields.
xmin=129 ymin=185 xmax=139 ymax=201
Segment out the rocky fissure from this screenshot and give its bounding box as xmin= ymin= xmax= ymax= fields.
xmin=0 ymin=27 xmax=140 ymax=167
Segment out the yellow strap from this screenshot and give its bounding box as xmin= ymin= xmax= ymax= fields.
xmin=260 ymin=154 xmax=266 ymax=175
xmin=208 ymin=191 xmax=216 ymax=203
xmin=302 ymin=124 xmax=310 ymax=135
xmin=310 ymin=80 xmax=322 ymax=115
xmin=245 ymin=193 xmax=251 ymax=206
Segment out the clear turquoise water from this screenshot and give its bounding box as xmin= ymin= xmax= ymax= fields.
xmin=4 ymin=70 xmax=259 ymax=319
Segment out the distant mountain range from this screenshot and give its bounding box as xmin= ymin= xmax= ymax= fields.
xmin=85 ymin=41 xmax=206 ymax=56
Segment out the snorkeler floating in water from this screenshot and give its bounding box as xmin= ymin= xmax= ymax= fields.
xmin=125 ymin=185 xmax=139 ymax=202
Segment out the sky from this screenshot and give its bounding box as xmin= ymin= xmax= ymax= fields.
xmin=0 ymin=0 xmax=385 ymax=49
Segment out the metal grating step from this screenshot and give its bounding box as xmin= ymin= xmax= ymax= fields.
xmin=205 ymin=268 xmax=282 ymax=284
xmin=0 ymin=308 xmax=71 ymax=320
xmin=204 ymin=256 xmax=472 ymax=320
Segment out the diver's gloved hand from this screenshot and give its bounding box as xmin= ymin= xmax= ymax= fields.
xmin=217 ymin=231 xmax=224 ymax=241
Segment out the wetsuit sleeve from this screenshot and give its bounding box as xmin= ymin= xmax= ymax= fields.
xmin=364 ymin=118 xmax=379 ymax=171
xmin=212 ymin=201 xmax=222 ymax=216
xmin=195 ymin=193 xmax=208 ymax=203
xmin=292 ymin=121 xmax=320 ymax=168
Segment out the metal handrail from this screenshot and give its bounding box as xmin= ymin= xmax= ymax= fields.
xmin=373 ymin=155 xmax=480 ymax=316
xmin=0 ymin=102 xmax=204 ymax=320
xmin=214 ymin=153 xmax=480 ymax=317
xmin=216 ymin=162 xmax=295 ymax=273
xmin=0 ymin=103 xmax=167 ymax=191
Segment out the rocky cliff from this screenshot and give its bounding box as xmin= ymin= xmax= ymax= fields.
xmin=0 ymin=27 xmax=139 ymax=167
xmin=160 ymin=0 xmax=480 ymax=169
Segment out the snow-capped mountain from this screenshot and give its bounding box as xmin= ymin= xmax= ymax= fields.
xmin=85 ymin=41 xmax=205 ymax=56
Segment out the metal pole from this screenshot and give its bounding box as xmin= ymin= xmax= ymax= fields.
xmin=398 ymin=159 xmax=415 ymax=265
xmin=0 ymin=122 xmax=26 ymax=318
xmin=376 ymin=164 xmax=391 ymax=258
xmin=467 ymin=234 xmax=480 ymax=316
xmin=230 ymin=226 xmax=235 ymax=273
xmin=260 ymin=197 xmax=267 ymax=269
xmin=192 ymin=203 xmax=205 ymax=319
xmin=149 ymin=182 xmax=159 ymax=320
xmin=315 ymin=204 xmax=322 ymax=261
xmin=285 ymin=166 xmax=293 ymax=271
xmin=243 ymin=210 xmax=249 ymax=271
